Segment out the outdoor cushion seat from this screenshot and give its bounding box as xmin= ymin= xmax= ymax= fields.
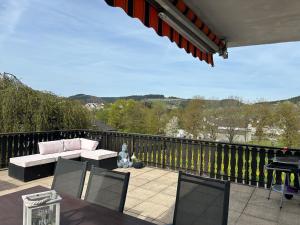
xmin=9 ymin=154 xmax=57 ymax=168
xmin=9 ymin=138 xmax=118 ymax=182
xmin=81 ymin=149 xmax=118 ymax=170
xmin=81 ymin=149 xmax=118 ymax=160
xmin=80 ymin=138 xmax=99 ymax=151
xmin=63 ymin=138 xmax=81 ymax=151
xmin=58 ymin=150 xmax=84 ymax=159
xmin=9 ymin=150 xmax=84 ymax=168
xmin=38 ymin=140 xmax=64 ymax=155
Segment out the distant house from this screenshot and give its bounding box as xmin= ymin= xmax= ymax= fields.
xmin=85 ymin=102 xmax=105 ymax=110
xmin=176 ymin=129 xmax=193 ymax=139
xmin=92 ymin=120 xmax=117 ymax=132
xmin=215 ymin=127 xmax=253 ymax=143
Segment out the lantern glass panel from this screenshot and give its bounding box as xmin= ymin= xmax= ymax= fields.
xmin=22 ymin=190 xmax=61 ymax=225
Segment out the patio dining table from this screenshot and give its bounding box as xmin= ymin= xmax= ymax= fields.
xmin=0 ymin=186 xmax=155 ymax=225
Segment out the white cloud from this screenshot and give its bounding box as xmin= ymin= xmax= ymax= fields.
xmin=0 ymin=0 xmax=28 ymax=48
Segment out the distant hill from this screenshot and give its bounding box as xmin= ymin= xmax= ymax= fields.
xmin=203 ymin=99 xmax=244 ymax=108
xmin=69 ymin=93 xmax=300 ymax=106
xmin=68 ymin=94 xmax=176 ymax=104
xmin=269 ymin=96 xmax=300 ymax=104
xmin=69 ymin=94 xmax=104 ymax=104
xmin=68 ymin=93 xmax=247 ymax=109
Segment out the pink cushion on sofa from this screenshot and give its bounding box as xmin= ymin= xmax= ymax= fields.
xmin=80 ymin=138 xmax=98 ymax=151
xmin=63 ymin=138 xmax=81 ymax=151
xmin=38 ymin=140 xmax=64 ymax=155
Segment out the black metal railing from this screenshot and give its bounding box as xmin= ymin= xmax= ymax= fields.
xmin=92 ymin=131 xmax=300 ymax=188
xmin=1 ymin=129 xmax=300 ymax=188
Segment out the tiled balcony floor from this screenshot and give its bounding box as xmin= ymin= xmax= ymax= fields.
xmin=0 ymin=167 xmax=299 ymax=225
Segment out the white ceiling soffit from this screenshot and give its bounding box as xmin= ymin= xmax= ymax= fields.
xmin=184 ymin=0 xmax=300 ymax=47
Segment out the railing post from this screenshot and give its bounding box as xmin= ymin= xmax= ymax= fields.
xmin=230 ymin=145 xmax=236 ymax=182
xmin=0 ymin=135 xmax=8 ymax=168
xmin=266 ymin=149 xmax=274 ymax=188
xmin=244 ymin=146 xmax=250 ymax=185
xmin=237 ymin=145 xmax=244 ymax=183
xmin=130 ymin=135 xmax=134 ymax=157
xmin=251 ymin=147 xmax=258 ymax=186
xmin=162 ymin=138 xmax=167 ymax=169
xmin=210 ymin=143 xmax=216 ymax=178
xmin=216 ymin=143 xmax=222 ymax=179
xmin=103 ymin=132 xmax=108 ymax=149
xmin=258 ymin=147 xmax=266 ymax=187
xmin=199 ymin=142 xmax=203 ymax=175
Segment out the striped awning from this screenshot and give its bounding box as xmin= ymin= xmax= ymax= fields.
xmin=105 ymin=0 xmax=226 ymax=66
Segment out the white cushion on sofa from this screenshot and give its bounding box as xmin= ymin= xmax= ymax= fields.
xmin=10 ymin=154 xmax=57 ymax=167
xmin=58 ymin=150 xmax=83 ymax=159
xmin=9 ymin=150 xmax=84 ymax=167
xmin=80 ymin=138 xmax=98 ymax=151
xmin=63 ymin=138 xmax=81 ymax=151
xmin=81 ymin=149 xmax=117 ymax=160
xmin=38 ymin=140 xmax=64 ymax=155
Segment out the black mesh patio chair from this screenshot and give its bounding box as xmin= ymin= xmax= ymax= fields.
xmin=173 ymin=171 xmax=230 ymax=225
xmin=51 ymin=157 xmax=87 ymax=198
xmin=84 ymin=166 xmax=130 ymax=212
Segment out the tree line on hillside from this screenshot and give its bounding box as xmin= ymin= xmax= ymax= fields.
xmin=95 ymin=98 xmax=300 ymax=148
xmin=0 ymin=73 xmax=91 ymax=133
xmin=69 ymin=94 xmax=178 ymax=104
xmin=2 ymin=73 xmax=299 ymax=148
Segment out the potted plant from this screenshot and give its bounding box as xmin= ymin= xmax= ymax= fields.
xmin=131 ymin=153 xmax=144 ymax=169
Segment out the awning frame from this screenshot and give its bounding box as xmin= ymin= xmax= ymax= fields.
xmin=155 ymin=0 xmax=219 ymax=53
xmin=105 ymin=0 xmax=227 ymax=66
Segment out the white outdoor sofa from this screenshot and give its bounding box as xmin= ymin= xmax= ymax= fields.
xmin=8 ymin=138 xmax=118 ymax=182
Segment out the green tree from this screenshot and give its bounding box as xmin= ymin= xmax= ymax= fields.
xmin=240 ymin=105 xmax=254 ymax=143
xmin=60 ymin=99 xmax=91 ymax=129
xmin=218 ymin=107 xmax=243 ymax=143
xmin=253 ymin=103 xmax=274 ymax=142
xmin=203 ymin=109 xmax=219 ymax=141
xmin=106 ymin=99 xmax=147 ymax=133
xmin=164 ymin=116 xmax=179 ymax=137
xmin=107 ymin=99 xmax=128 ymax=130
xmin=123 ymin=100 xmax=146 ymax=133
xmin=95 ymin=107 xmax=109 ymax=124
xmin=181 ymin=99 xmax=205 ymax=138
xmin=144 ymin=101 xmax=169 ymax=135
xmin=276 ymin=102 xmax=300 ymax=147
xmin=0 ymin=74 xmax=91 ymax=133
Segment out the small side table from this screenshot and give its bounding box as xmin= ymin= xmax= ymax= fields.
xmin=265 ymin=157 xmax=300 ymax=208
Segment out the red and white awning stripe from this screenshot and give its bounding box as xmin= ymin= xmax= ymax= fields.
xmin=105 ymin=0 xmax=225 ymax=66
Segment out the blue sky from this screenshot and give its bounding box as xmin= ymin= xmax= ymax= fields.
xmin=1 ymin=0 xmax=300 ymax=101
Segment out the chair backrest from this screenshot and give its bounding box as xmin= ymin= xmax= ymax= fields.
xmin=84 ymin=166 xmax=130 ymax=212
xmin=173 ymin=171 xmax=230 ymax=225
xmin=51 ymin=157 xmax=87 ymax=198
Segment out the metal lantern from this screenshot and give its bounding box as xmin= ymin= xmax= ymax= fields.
xmin=22 ymin=190 xmax=62 ymax=225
